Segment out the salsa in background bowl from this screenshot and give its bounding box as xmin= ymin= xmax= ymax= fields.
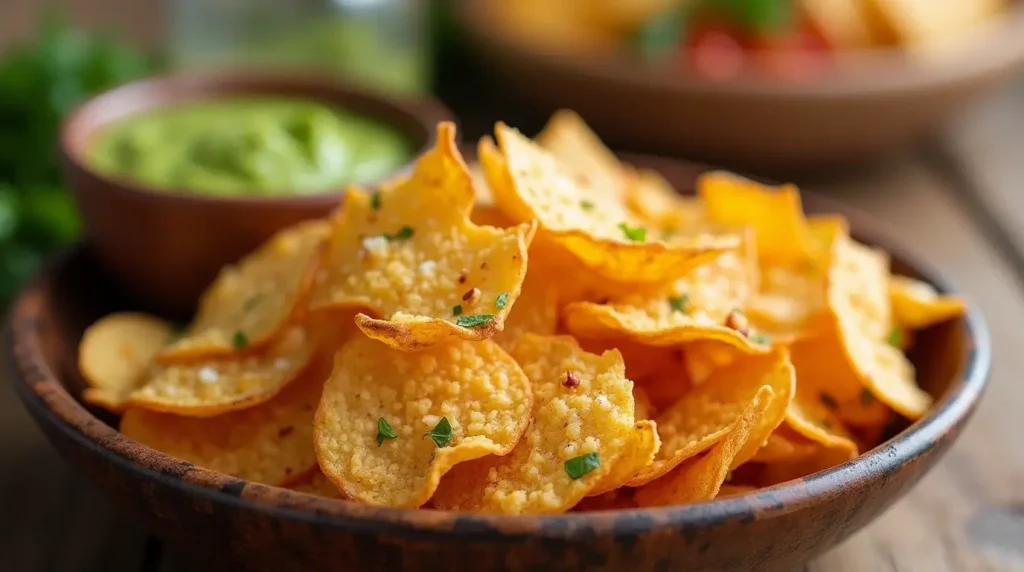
xmin=59 ymin=71 xmax=454 ymax=316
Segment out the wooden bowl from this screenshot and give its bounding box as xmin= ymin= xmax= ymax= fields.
xmin=59 ymin=71 xmax=455 ymax=317
xmin=454 ymin=0 xmax=1024 ymax=171
xmin=7 ymin=155 xmax=990 ymax=572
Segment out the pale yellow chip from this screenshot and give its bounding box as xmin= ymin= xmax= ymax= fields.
xmin=128 ymin=326 xmax=316 ymax=416
xmin=630 ymin=351 xmax=794 ymax=487
xmin=866 ymin=0 xmax=1006 ymax=47
xmin=800 ymin=0 xmax=881 ymax=48
xmin=625 ymin=167 xmax=705 ymax=232
xmin=157 ymin=220 xmax=327 ymax=362
xmin=699 ymin=171 xmax=814 ymax=267
xmin=785 ymin=382 xmax=860 ymax=457
xmin=490 ymin=270 xmax=559 ymax=353
xmin=485 ymin=123 xmax=737 ymax=286
xmin=750 ymin=425 xmax=821 ymax=464
xmin=121 ymin=353 xmax=328 ymax=485
xmin=431 ymin=334 xmax=637 ymax=514
xmin=635 ymin=386 xmax=774 ymax=507
xmin=588 ymin=420 xmax=661 ymax=496
xmin=310 ymin=122 xmax=536 ymax=351
xmin=890 ymin=275 xmax=966 ymax=331
xmin=314 ymin=336 xmax=532 ymax=508
xmin=535 ymin=109 xmax=626 ymax=201
xmin=78 ymin=312 xmax=173 ymax=412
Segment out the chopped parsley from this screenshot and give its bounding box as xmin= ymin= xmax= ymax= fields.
xmin=452 ymin=304 xmax=463 ymax=316
xmin=819 ymin=392 xmax=838 ymax=410
xmin=231 ymin=330 xmax=249 ymax=349
xmin=385 ymin=226 xmax=415 ymax=241
xmin=376 ymin=417 xmax=398 ymax=446
xmin=241 ymin=295 xmax=262 ymax=312
xmin=425 ymin=417 xmax=453 ymax=448
xmin=887 ymin=327 xmax=903 ymax=348
xmin=564 ymin=452 xmax=601 ymax=480
xmin=456 ymin=314 xmax=493 ymax=328
xmin=860 ymin=387 xmax=875 ymax=405
xmin=371 ymin=190 xmax=382 ymax=211
xmin=669 ymin=294 xmax=690 ymax=314
xmin=496 ymin=292 xmax=509 ymax=309
xmin=749 ymin=334 xmax=771 ymax=345
xmin=580 ymin=199 xmax=595 ymax=211
xmin=618 ymin=222 xmax=647 ymax=242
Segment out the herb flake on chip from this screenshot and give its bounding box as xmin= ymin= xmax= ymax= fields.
xmin=669 ymin=294 xmax=690 ymax=314
xmin=456 ymin=314 xmax=493 ymax=328
xmin=886 ymin=327 xmax=903 ymax=348
xmin=385 ymin=226 xmax=415 ymax=241
xmin=580 ymin=199 xmax=595 ymax=211
xmin=241 ymin=295 xmax=261 ymax=312
xmin=425 ymin=417 xmax=453 ymax=448
xmin=452 ymin=304 xmax=463 ymax=316
xmin=618 ymin=222 xmax=647 ymax=242
xmin=496 ymin=292 xmax=509 ymax=309
xmin=564 ymin=452 xmax=601 ymax=480
xmin=749 ymin=334 xmax=771 ymax=345
xmin=231 ymin=330 xmax=249 ymax=349
xmin=376 ymin=417 xmax=398 ymax=446
xmin=371 ymin=191 xmax=382 ymax=211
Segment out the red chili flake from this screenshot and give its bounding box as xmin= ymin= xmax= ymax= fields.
xmin=480 ymin=261 xmax=489 ymax=270
xmin=597 ymin=298 xmax=610 ymax=305
xmin=278 ymin=426 xmax=295 ymax=438
xmin=563 ymin=371 xmax=580 ymax=388
xmin=462 ymin=287 xmax=481 ymax=304
xmin=725 ymin=309 xmax=750 ymax=337
xmin=458 ymin=272 xmax=468 ymax=284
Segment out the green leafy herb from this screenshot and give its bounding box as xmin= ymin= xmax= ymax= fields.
xmin=496 ymin=292 xmax=509 ymax=309
xmin=232 ymin=330 xmax=249 ymax=349
xmin=564 ymin=452 xmax=601 ymax=480
xmin=386 ymin=226 xmax=415 ymax=241
xmin=425 ymin=417 xmax=453 ymax=448
xmin=579 ymin=199 xmax=595 ymax=211
xmin=887 ymin=327 xmax=903 ymax=348
xmin=456 ymin=314 xmax=493 ymax=328
xmin=376 ymin=417 xmax=398 ymax=446
xmin=749 ymin=334 xmax=771 ymax=345
xmin=618 ymin=222 xmax=647 ymax=242
xmin=860 ymin=388 xmax=875 ymax=405
xmin=242 ymin=295 xmax=262 ymax=312
xmin=371 ymin=191 xmax=382 ymax=210
xmin=819 ymin=392 xmax=838 ymax=410
xmin=452 ymin=304 xmax=463 ymax=316
xmin=669 ymin=294 xmax=690 ymax=314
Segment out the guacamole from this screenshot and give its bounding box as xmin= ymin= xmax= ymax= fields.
xmin=90 ymin=98 xmax=412 ymax=196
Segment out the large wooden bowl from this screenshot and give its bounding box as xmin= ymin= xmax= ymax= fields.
xmin=455 ymin=0 xmax=1024 ymax=171
xmin=7 ymin=155 xmax=990 ymax=571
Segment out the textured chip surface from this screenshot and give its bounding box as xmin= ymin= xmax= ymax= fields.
xmin=78 ymin=312 xmax=173 ymax=412
xmin=890 ymin=275 xmax=965 ymax=330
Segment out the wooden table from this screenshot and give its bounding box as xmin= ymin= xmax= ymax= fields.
xmin=4 ymin=72 xmax=1024 ymax=571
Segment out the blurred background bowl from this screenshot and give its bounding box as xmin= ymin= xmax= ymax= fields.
xmin=59 ymin=71 xmax=454 ymax=316
xmin=454 ymin=0 xmax=1024 ymax=171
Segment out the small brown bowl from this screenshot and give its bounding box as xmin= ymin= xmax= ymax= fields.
xmin=8 ymin=154 xmax=990 ymax=571
xmin=59 ymin=71 xmax=455 ymax=317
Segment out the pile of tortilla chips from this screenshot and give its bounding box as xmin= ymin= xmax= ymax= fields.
xmin=77 ymin=112 xmax=965 ymax=513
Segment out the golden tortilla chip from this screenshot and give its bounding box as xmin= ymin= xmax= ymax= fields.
xmin=535 ymin=109 xmax=626 ymax=201
xmin=314 ymin=336 xmax=532 ymax=508
xmin=491 ymin=270 xmax=560 ymax=352
xmin=311 ymin=122 xmax=536 ymax=351
xmin=431 ymin=334 xmax=637 ymax=514
xmin=633 ymin=385 xmax=656 ymax=421
xmin=635 ymin=386 xmax=774 ymax=507
xmin=121 ymin=353 xmax=328 ymax=485
xmin=588 ymin=420 xmax=661 ymax=495
xmin=287 ymin=469 xmax=343 ymax=499
xmin=158 ymin=220 xmax=327 ymax=362
xmin=756 ymin=441 xmax=859 ymax=486
xmin=78 ymin=312 xmax=173 ymax=412
xmin=630 ymin=351 xmax=794 ymax=487
xmin=785 ymin=384 xmax=860 ymax=457
xmin=890 ymin=275 xmax=965 ymax=331
xmin=750 ymin=425 xmax=820 ymax=464
xmin=485 ymin=123 xmax=737 ymax=286
xmin=625 ymin=168 xmax=704 ymax=232
xmin=129 ymin=326 xmax=316 ymax=416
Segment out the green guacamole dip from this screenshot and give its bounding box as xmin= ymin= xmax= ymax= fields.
xmin=90 ymin=98 xmax=412 ymax=196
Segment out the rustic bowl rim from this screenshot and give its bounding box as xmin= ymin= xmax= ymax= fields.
xmin=58 ymin=69 xmax=455 ymax=208
xmin=6 ymin=188 xmax=991 ymax=540
xmin=455 ymin=0 xmax=1024 ymax=99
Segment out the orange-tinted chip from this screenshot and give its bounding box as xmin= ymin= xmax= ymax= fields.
xmin=633 ymin=385 xmax=656 ymax=421
xmin=78 ymin=312 xmax=173 ymax=412
xmin=889 ymin=275 xmax=966 ymax=330
xmin=491 ymin=270 xmax=559 ymax=352
xmin=288 ymin=469 xmax=343 ymax=499
xmin=625 ymin=168 xmax=704 ymax=232
xmin=314 ymin=336 xmax=532 ymax=508
xmin=311 ymin=122 xmax=536 ymax=351
xmin=750 ymin=425 xmax=820 ymax=464
xmin=588 ymin=420 xmax=661 ymax=495
xmin=635 ymin=386 xmax=774 ymax=507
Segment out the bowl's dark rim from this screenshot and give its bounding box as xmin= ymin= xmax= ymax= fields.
xmin=455 ymin=0 xmax=1024 ymax=99
xmin=6 ymin=192 xmax=991 ymax=540
xmin=58 ymin=70 xmax=456 ymax=207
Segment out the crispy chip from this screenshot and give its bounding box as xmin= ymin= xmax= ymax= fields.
xmin=288 ymin=468 xmax=343 ymax=499
xmin=491 ymin=271 xmax=559 ymax=352
xmin=630 ymin=351 xmax=794 ymax=487
xmin=756 ymin=441 xmax=859 ymax=486
xmin=699 ymin=171 xmax=814 ymax=267
xmin=750 ymin=425 xmax=820 ymax=464
xmin=634 ymin=351 xmax=692 ymax=412
xmin=683 ymin=340 xmax=742 ymax=385
xmin=129 ymin=326 xmax=316 ymax=416
xmin=486 ymin=123 xmax=737 ymax=286
xmin=78 ymin=312 xmax=173 ymax=412
xmin=311 ymin=122 xmax=536 ymax=351
xmin=121 ymin=353 xmax=328 ymax=485
xmin=785 ymin=383 xmax=860 ymax=457
xmin=635 ymin=386 xmax=774 ymax=507
xmin=314 ymin=336 xmax=532 ymax=508
xmin=157 ymin=220 xmax=327 ymax=362
xmin=572 ymin=489 xmax=638 ymax=511
xmin=890 ymin=275 xmax=965 ymax=330
xmin=589 ymin=420 xmax=661 ymax=495
xmin=535 ymin=109 xmax=626 ymax=201
xmin=633 ymin=385 xmax=656 ymax=421
xmin=625 ymin=168 xmax=704 ymax=231
xmin=431 ymin=335 xmax=637 ymax=514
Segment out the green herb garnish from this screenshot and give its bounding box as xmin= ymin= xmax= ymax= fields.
xmin=232 ymin=330 xmax=249 ymax=349
xmin=860 ymin=388 xmax=875 ymax=405
xmin=425 ymin=417 xmax=453 ymax=448
xmin=371 ymin=191 xmax=382 ymax=211
xmin=452 ymin=304 xmax=463 ymax=316
xmin=819 ymin=392 xmax=838 ymax=410
xmin=887 ymin=327 xmax=903 ymax=348
xmin=376 ymin=417 xmax=398 ymax=446
xmin=386 ymin=226 xmax=414 ymax=241
xmin=669 ymin=294 xmax=690 ymax=314
xmin=496 ymin=292 xmax=509 ymax=309
xmin=456 ymin=314 xmax=493 ymax=328
xmin=749 ymin=334 xmax=771 ymax=345
xmin=242 ymin=295 xmax=261 ymax=312
xmin=618 ymin=222 xmax=647 ymax=242
xmin=564 ymin=452 xmax=601 ymax=480
xmin=580 ymin=199 xmax=595 ymax=211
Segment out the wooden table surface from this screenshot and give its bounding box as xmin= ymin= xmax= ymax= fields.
xmin=2 ymin=22 xmax=1024 ymax=567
